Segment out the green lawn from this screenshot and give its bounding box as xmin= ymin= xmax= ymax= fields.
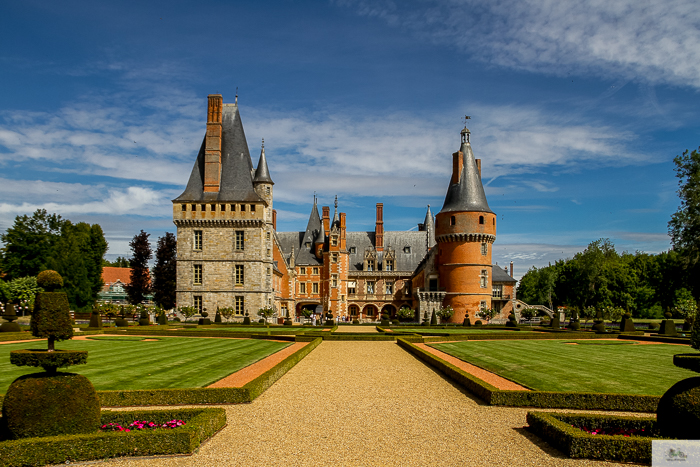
xmin=395 ymin=328 xmax=533 ymax=334
xmin=0 ymin=336 xmax=290 ymax=393
xmin=431 ymin=340 xmax=696 ymax=395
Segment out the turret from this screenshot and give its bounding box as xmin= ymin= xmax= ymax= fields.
xmin=435 ymin=125 xmax=496 ymax=323
xmin=253 ymin=139 xmax=274 ymax=225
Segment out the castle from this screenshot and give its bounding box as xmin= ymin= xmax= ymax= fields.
xmin=173 ymin=94 xmax=516 ymax=323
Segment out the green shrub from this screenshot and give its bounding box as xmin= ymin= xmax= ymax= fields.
xmin=526 ymin=411 xmax=655 ymax=463
xmin=474 ymin=320 xmax=483 ymax=327
xmin=36 ymin=270 xmax=63 ymax=291
xmin=648 ymin=322 xmax=660 ymax=330
xmin=657 ymin=375 xmax=700 ymax=439
xmin=463 ymin=317 xmax=472 ymax=326
xmin=0 ymin=408 xmax=225 ymax=466
xmin=430 ymin=310 xmax=437 ymax=326
xmin=391 ymin=319 xmax=399 ymax=325
xmin=352 ymin=319 xmax=359 ymax=325
xmin=157 ymin=313 xmax=167 ymax=325
xmin=10 ymin=349 xmax=87 ymax=372
xmin=29 ymin=292 xmax=72 ymax=351
xmin=2 ymin=372 xmax=100 ymax=439
xmin=89 ymin=311 xmax=103 ymax=328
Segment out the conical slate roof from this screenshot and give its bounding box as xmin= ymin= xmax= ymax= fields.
xmin=424 ymin=205 xmax=436 ymax=247
xmin=295 ymin=199 xmax=323 ymax=265
xmin=175 ymin=104 xmax=265 ymax=203
xmin=253 ymin=141 xmax=274 ymax=184
xmin=440 ymin=130 xmax=493 ymax=214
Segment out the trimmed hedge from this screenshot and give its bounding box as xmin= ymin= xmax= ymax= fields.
xmin=0 ymin=332 xmax=39 ymax=342
xmin=98 ymin=337 xmax=321 ymax=406
xmin=397 ymin=338 xmax=660 ymax=412
xmin=0 ymin=407 xmax=226 ymax=467
xmin=10 ymin=349 xmax=87 ymax=372
xmin=526 ymin=411 xmax=658 ymax=463
xmin=420 ymin=331 xmax=614 ymax=343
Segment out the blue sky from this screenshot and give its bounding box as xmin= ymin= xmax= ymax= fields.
xmin=1 ymin=0 xmax=698 ymax=279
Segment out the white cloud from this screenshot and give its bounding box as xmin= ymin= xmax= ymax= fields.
xmin=339 ymin=0 xmax=700 ymax=89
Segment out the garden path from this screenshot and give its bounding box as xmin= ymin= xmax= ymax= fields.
xmin=105 ymin=341 xmax=637 ymax=467
xmin=334 ymin=324 xmax=378 ymax=333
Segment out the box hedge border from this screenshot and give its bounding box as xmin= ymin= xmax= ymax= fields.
xmin=526 ymin=411 xmax=660 ymax=464
xmin=97 ymin=337 xmax=321 ymax=406
xmin=0 ymin=407 xmax=226 ymax=467
xmin=397 ymin=338 xmax=660 ymax=412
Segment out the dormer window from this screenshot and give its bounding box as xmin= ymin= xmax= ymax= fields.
xmin=366 ymin=260 xmax=374 ymax=271
xmin=385 ymin=259 xmax=394 ymax=271
xmin=305 ymin=242 xmax=311 ymax=248
xmin=403 ymin=246 xmax=411 ymax=254
xmin=349 ymin=246 xmax=356 ymax=254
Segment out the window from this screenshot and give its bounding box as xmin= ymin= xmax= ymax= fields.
xmin=267 ymin=248 xmax=271 ymax=256
xmin=493 ymin=284 xmax=503 ymax=298
xmin=331 ymin=236 xmax=338 ymax=246
xmin=367 ymin=281 xmax=375 ymax=294
xmin=403 ymin=246 xmax=411 ymax=254
xmin=266 ymin=186 xmax=270 ymax=194
xmin=281 ymin=304 xmax=288 ymax=315
xmin=235 ymin=231 xmax=244 ymax=251
xmin=348 ymin=281 xmax=356 ymax=294
xmin=266 ymin=232 xmax=270 ymax=240
xmin=210 ymin=204 xmax=215 ymax=212
xmin=332 ymin=253 xmax=338 ymax=263
xmin=267 ymin=267 xmax=271 ymax=276
xmin=221 ymin=204 xmax=226 ymax=211
xmin=480 ymin=300 xmax=487 ymax=311
xmin=305 ymin=242 xmax=311 ymax=248
xmin=385 ymin=259 xmax=394 ymax=271
xmin=479 ymin=215 xmax=484 ymax=225
xmin=405 ymin=282 xmax=412 ymax=296
xmin=241 ymin=204 xmax=246 ymax=212
xmin=235 ymin=296 xmax=244 ymax=315
xmin=194 ymin=230 xmax=202 ymax=251
xmin=429 ymin=278 xmax=438 ymax=291
xmin=194 ymin=295 xmax=202 ymax=314
xmin=450 ymin=216 xmax=456 ymax=226
xmin=481 ymin=242 xmax=488 ymax=255
xmin=300 ymin=267 xmax=306 ymax=275
xmin=386 ymin=282 xmax=394 ymax=294
xmin=349 ymin=246 xmax=356 ymax=254
xmin=235 ymin=265 xmax=245 ymax=286
xmin=193 ymin=264 xmax=202 ymax=285
xmin=190 ymin=204 xmax=195 ymax=211
xmin=349 ymin=305 xmax=358 ymax=316
xmin=313 ymin=267 xmax=319 ymax=275
xmin=340 ymin=295 xmax=345 ymax=302
xmin=312 ymin=282 xmax=319 ymax=294
xmin=181 ymin=204 xmax=186 ymax=211
xmin=250 ymin=204 xmax=256 ymax=212
xmin=366 ymin=260 xmax=374 ymax=272
xmin=300 ymin=283 xmax=306 ymax=294
xmin=200 ymin=204 xmax=205 ymax=212
xmin=480 ymin=269 xmax=488 ymax=288
xmin=332 ymin=275 xmax=338 ymax=287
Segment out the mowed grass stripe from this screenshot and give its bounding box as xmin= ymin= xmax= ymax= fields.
xmin=0 ymin=337 xmax=290 ymax=392
xmin=431 ymin=340 xmax=695 ymax=395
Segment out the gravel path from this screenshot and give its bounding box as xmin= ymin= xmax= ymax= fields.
xmin=103 ymin=341 xmax=637 ymax=467
xmin=334 ymin=325 xmax=378 ymax=333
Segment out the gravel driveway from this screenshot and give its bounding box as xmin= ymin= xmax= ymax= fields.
xmin=103 ymin=341 xmax=637 ymax=466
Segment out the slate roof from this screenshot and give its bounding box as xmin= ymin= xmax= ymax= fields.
xmin=253 ymin=143 xmax=274 ymax=184
xmin=175 ymin=104 xmax=265 ymax=203
xmin=492 ymin=265 xmax=517 ymax=283
xmin=293 ymin=201 xmax=324 ymax=266
xmin=440 ymin=129 xmax=493 ymax=214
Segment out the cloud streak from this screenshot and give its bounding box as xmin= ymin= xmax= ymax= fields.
xmin=339 ymin=0 xmax=700 ymax=89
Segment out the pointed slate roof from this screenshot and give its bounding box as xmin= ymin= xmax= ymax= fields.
xmin=253 ymin=140 xmax=274 ymax=184
xmin=295 ymin=199 xmax=323 ymax=265
xmin=440 ymin=128 xmax=493 ymax=214
xmin=175 ymin=103 xmax=265 ymax=203
xmin=424 ymin=205 xmax=436 ymax=248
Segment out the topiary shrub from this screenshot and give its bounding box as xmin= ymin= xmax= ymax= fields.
xmin=463 ymin=317 xmax=472 ymax=327
xmin=380 ymin=313 xmax=390 ymax=326
xmin=551 ymin=313 xmax=561 ymax=330
xmin=619 ymin=312 xmax=636 ymax=332
xmin=352 ymin=319 xmax=359 ymax=325
xmin=2 ymin=372 xmax=100 ymax=439
xmin=692 ymin=307 xmax=700 ymax=351
xmin=391 ymin=319 xmax=399 ymax=326
xmin=648 ymin=322 xmax=660 ymax=330
xmin=243 ymin=311 xmax=251 ymax=325
xmin=567 ymin=320 xmax=581 ymax=331
xmin=657 ymin=376 xmax=700 ymax=439
xmin=157 ymin=313 xmax=168 ymax=325
xmin=139 ymin=308 xmax=150 ymax=326
xmin=505 ymin=313 xmax=518 ymax=328
xmin=430 ymin=310 xmax=437 ymax=326
xmin=0 ymin=303 xmax=22 ymax=332
xmin=36 ymin=270 xmax=63 ymax=291
xmin=214 ymin=310 xmax=222 ymax=323
xmin=474 ymin=320 xmax=483 ymax=327
xmin=115 ymin=318 xmax=129 ymax=327
xmin=89 ymin=309 xmax=103 ymax=329
xmin=258 ymin=318 xmax=266 ymax=324
xmin=30 ymin=292 xmax=73 ymax=352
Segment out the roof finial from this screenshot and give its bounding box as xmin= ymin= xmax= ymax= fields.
xmin=235 ymin=87 xmax=238 ymax=104
xmin=334 ymin=195 xmax=338 ymax=209
xmin=461 ymin=115 xmax=471 ymax=143
xmin=261 ymin=138 xmax=264 ymax=149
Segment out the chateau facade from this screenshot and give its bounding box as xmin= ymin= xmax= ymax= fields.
xmin=173 ymin=94 xmax=516 ymax=323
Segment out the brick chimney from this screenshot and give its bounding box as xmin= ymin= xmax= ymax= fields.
xmin=272 ymin=209 xmax=277 ymax=230
xmin=340 ymin=212 xmax=346 ymax=249
xmin=510 ymin=261 xmax=514 ymax=278
xmin=204 ymin=94 xmax=223 ymax=193
xmin=322 ymin=206 xmax=330 ymax=233
xmin=475 ymin=159 xmax=482 ymax=177
xmin=375 ymin=203 xmax=384 ymax=252
xmin=451 ymin=151 xmax=463 ymax=185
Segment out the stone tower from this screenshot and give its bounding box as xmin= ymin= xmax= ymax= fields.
xmin=434 ymin=126 xmax=496 ymax=323
xmin=172 ymin=94 xmax=274 ymax=317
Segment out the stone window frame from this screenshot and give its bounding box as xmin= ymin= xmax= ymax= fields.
xmin=235 ymin=264 xmax=245 ymax=286
xmin=331 ymin=274 xmax=338 ymax=288
xmin=366 ymin=281 xmax=375 ymax=294
xmin=480 ymin=269 xmax=488 ymax=288
xmin=349 ymin=246 xmax=356 ymax=254
xmin=300 ymin=283 xmax=306 ymax=294
xmin=194 ymin=295 xmax=203 ymax=314
xmin=386 ymin=281 xmax=394 ymax=295
xmin=193 ymin=264 xmax=203 ymax=285
xmin=235 ymin=296 xmax=244 ymax=315
xmin=313 ymin=267 xmax=319 ymax=275
xmin=481 ymin=242 xmax=488 ymax=256
xmin=235 ymin=231 xmax=245 ymax=251
xmin=385 ymin=259 xmax=394 ymax=271
xmin=312 ymin=282 xmax=319 ymax=294
xmin=332 ymin=252 xmax=338 ymax=263
xmin=194 ymin=230 xmax=203 ymax=251
xmin=347 ymin=281 xmax=356 ymax=295
xmin=492 ymin=284 xmax=503 ymax=298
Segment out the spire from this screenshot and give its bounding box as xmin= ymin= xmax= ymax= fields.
xmin=253 ymin=138 xmax=274 ymax=184
xmin=295 ymin=196 xmax=323 ymax=265
xmin=332 ymin=195 xmax=339 ymax=227
xmin=424 ymin=204 xmax=436 ymax=248
xmin=440 ymin=125 xmax=493 ymax=214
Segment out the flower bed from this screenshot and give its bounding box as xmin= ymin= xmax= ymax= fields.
xmin=527 ymin=411 xmax=660 ymax=463
xmin=101 ymin=419 xmax=185 ymax=432
xmin=0 ymin=408 xmax=225 ymax=467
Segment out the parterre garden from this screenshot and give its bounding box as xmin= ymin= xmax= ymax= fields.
xmin=3 ymin=286 xmax=700 ymax=466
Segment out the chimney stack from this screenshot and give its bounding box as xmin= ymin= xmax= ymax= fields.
xmin=322 ymin=206 xmax=330 ymax=233
xmin=510 ymin=261 xmax=514 ymax=278
xmin=204 ymin=94 xmax=223 ymax=192
xmin=475 ymin=159 xmax=482 ymax=177
xmin=451 ymin=151 xmax=463 ymax=185
xmin=375 ymin=203 xmax=384 ymax=251
xmin=272 ymin=209 xmax=277 ymax=230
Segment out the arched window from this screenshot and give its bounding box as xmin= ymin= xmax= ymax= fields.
xmin=479 ymin=216 xmax=484 ymax=224
xmin=450 ymin=216 xmax=456 ymax=226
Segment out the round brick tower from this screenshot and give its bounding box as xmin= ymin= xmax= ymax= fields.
xmin=435 ymin=127 xmax=496 ymax=323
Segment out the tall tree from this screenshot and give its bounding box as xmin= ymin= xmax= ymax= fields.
xmin=0 ymin=210 xmax=65 ymax=279
xmin=125 ymin=230 xmax=152 ymax=305
xmin=152 ymin=232 xmax=177 ymax=309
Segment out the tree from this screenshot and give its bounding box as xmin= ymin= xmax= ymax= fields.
xmin=125 ymin=231 xmax=152 ymax=305
xmin=520 ymin=308 xmax=536 ymax=325
xmin=178 ymin=305 xmax=197 ymax=323
xmin=476 ymin=307 xmax=497 ymax=324
xmin=152 ymin=232 xmax=177 ymax=309
xmin=1 ymin=210 xmax=65 ymax=280
xmin=219 ymin=307 xmax=235 ymax=322
xmin=104 ymin=256 xmax=130 ymax=268
xmin=669 ymin=147 xmax=700 ymax=270
xmin=257 ymin=306 xmax=276 ymax=323
xmin=579 ymin=306 xmax=596 ymax=326
xmin=397 ymin=307 xmax=415 ymax=321
xmin=436 ymin=305 xmax=454 ymax=322
xmin=6 ymin=276 xmax=43 ymax=308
